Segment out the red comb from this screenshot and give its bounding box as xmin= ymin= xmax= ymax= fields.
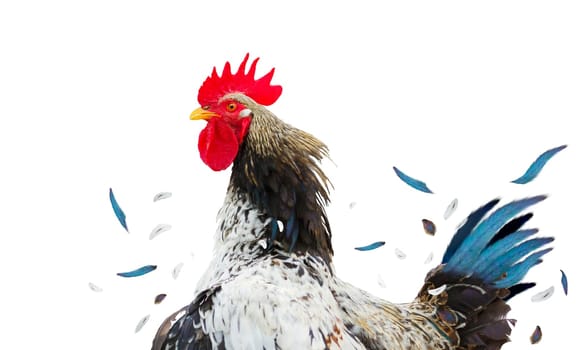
xmin=198 ymin=53 xmax=283 ymax=106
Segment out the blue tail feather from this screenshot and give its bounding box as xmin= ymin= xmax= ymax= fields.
xmin=442 ymin=195 xmax=553 ymax=290
xmin=444 ymin=195 xmax=547 ymax=274
xmin=442 ymin=199 xmax=500 ymax=263
xmin=493 ymin=248 xmax=553 ymax=288
xmin=428 ymin=195 xmax=553 ymax=350
xmin=480 ymin=237 xmax=554 ymax=282
xmin=488 ymin=213 xmax=534 ymax=246
xmin=473 ymin=228 xmax=539 ymax=277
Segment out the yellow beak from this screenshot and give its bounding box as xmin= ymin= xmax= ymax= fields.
xmin=190 ymin=107 xmax=219 ymax=121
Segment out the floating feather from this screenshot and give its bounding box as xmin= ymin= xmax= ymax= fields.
xmin=88 ymin=282 xmax=103 ymax=292
xmin=392 ymin=166 xmax=433 ymax=194
xmin=531 ymin=286 xmax=554 ymax=302
xmin=443 ymin=198 xmax=458 ymax=220
xmin=354 ymin=241 xmax=385 ymax=251
xmin=511 ymin=145 xmax=567 ymax=184
xmin=153 ymin=192 xmax=172 ymax=202
xmin=117 ymin=265 xmax=157 ymax=278
xmin=560 ymin=269 xmax=568 ymax=295
xmin=395 ymin=248 xmax=407 ymax=260
xmin=149 ymin=224 xmax=172 ymax=240
xmin=530 ymin=325 xmax=542 ymax=344
xmin=109 ymin=188 xmax=128 ymax=232
xmin=154 ymin=293 xmax=167 ymax=304
xmin=424 ymin=252 xmax=434 ymax=264
xmin=172 ymin=262 xmax=184 ymax=280
xmin=135 ymin=314 xmax=150 ymax=333
xmin=377 ymin=274 xmax=387 ymax=288
xmin=422 ymin=219 xmax=436 ymax=236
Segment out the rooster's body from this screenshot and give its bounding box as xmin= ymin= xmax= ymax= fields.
xmin=153 ymin=55 xmax=554 ymax=350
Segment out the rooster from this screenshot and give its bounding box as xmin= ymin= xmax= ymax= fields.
xmin=152 ymin=54 xmax=554 ymax=350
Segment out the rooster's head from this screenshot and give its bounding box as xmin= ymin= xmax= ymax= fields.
xmin=190 ymin=54 xmax=283 ymax=171
xmin=191 ymin=54 xmax=332 ymax=261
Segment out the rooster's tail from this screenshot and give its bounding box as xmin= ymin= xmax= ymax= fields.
xmin=417 ymin=196 xmax=554 ymax=349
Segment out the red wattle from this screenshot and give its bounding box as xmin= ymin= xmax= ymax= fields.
xmin=198 ymin=118 xmax=239 ymax=171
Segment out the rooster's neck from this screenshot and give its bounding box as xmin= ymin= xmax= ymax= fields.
xmin=196 ymin=190 xmax=271 ymax=289
xmin=225 ymin=101 xmax=334 ymax=265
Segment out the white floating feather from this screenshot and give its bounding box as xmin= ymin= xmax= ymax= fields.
xmin=395 ymin=248 xmax=407 ymax=260
xmin=424 ymin=252 xmax=434 ymax=264
xmin=443 ymin=198 xmax=458 ymax=220
xmin=377 ymin=274 xmax=387 ymax=288
xmin=153 ymin=192 xmax=172 ymax=202
xmin=149 ymin=224 xmax=172 ymax=240
xmin=172 ymin=262 xmax=184 ymax=280
xmin=531 ymin=286 xmax=554 ymax=302
xmin=88 ymin=282 xmax=103 ymax=292
xmin=135 ymin=314 xmax=150 ymax=333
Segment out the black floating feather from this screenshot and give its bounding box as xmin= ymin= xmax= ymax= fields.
xmin=154 ymin=293 xmax=167 ymax=304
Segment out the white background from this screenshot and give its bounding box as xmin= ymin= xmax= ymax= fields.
xmin=1 ymin=1 xmax=583 ymax=349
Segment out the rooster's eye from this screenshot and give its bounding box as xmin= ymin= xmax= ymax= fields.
xmin=226 ymin=103 xmax=237 ymax=112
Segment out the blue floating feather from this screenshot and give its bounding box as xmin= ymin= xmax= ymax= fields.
xmin=392 ymin=166 xmax=433 ymax=194
xmin=109 ymin=188 xmax=128 ymax=232
xmin=561 ymin=269 xmax=568 ymax=295
xmin=117 ymin=265 xmax=157 ymax=278
xmin=355 ymin=241 xmax=386 ymax=251
xmin=511 ymin=145 xmax=567 ymax=184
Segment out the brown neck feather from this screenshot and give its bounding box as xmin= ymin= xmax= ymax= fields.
xmin=226 ymin=94 xmax=334 ymax=263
